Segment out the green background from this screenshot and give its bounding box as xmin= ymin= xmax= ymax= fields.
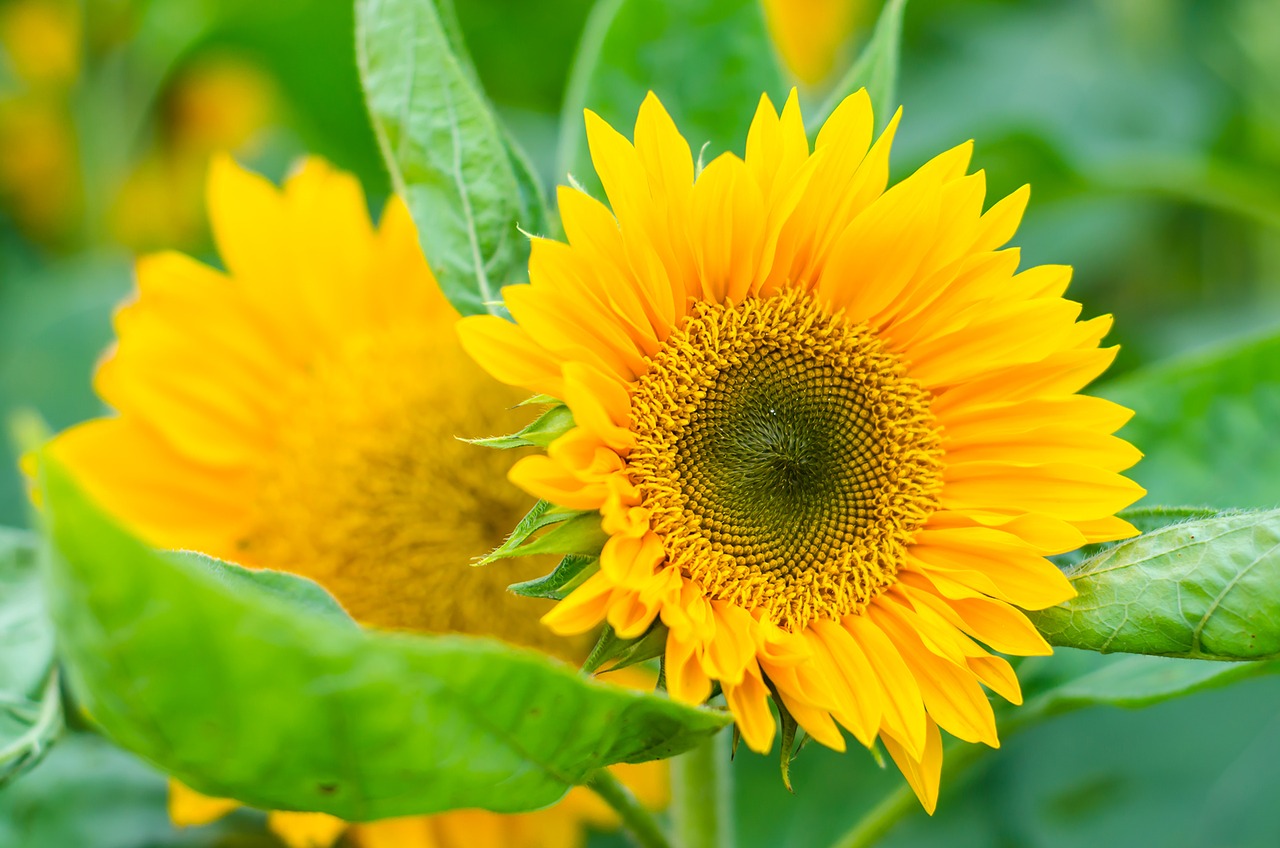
xmin=2 ymin=0 xmax=1279 ymax=845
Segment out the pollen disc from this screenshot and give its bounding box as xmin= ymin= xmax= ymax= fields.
xmin=628 ymin=291 xmax=944 ymax=630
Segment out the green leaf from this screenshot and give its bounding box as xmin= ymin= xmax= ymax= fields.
xmin=812 ymin=0 xmax=907 ymax=131
xmin=36 ymin=455 xmax=730 ymax=820
xmin=1053 ymin=505 xmax=1221 ymax=569
xmin=1117 ymin=505 xmax=1221 ymax=534
xmin=0 ymin=528 xmax=62 ymax=786
xmin=604 ymin=622 xmax=670 ymax=673
xmin=1100 ymin=332 xmax=1280 ymax=509
xmin=356 ymin=0 xmax=549 ymax=317
xmin=465 ymin=404 xmax=575 ymax=450
xmin=581 ymin=621 xmax=668 ymax=675
xmin=482 ymin=512 xmax=610 ymax=564
xmin=558 ymin=0 xmax=786 ymax=197
xmin=509 ymin=554 xmax=599 ymax=600
xmin=1031 ymin=510 xmax=1280 ymax=660
xmin=168 ymin=552 xmax=355 ymax=628
xmin=478 ymin=499 xmax=580 ymax=564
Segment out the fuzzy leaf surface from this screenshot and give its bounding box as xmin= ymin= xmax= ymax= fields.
xmin=1032 ymin=510 xmax=1280 ymax=660
xmin=36 ymin=457 xmax=730 ymax=820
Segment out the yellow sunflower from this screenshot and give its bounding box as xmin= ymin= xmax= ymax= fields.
xmin=48 ymin=155 xmax=665 ymax=847
xmin=459 ymin=90 xmax=1145 ymax=811
xmin=761 ymin=0 xmax=870 ymax=86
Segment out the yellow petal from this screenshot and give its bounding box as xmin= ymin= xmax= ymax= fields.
xmin=689 ymin=153 xmax=767 ymax=304
xmin=723 ymin=665 xmax=777 ymax=754
xmin=941 ymin=461 xmax=1146 ymax=522
xmin=541 ymin=571 xmax=615 ymax=636
xmin=844 ymin=615 xmax=927 ymax=758
xmin=882 ymin=718 xmax=944 ymax=814
xmin=870 ymin=601 xmax=998 ymax=747
xmin=456 ymin=314 xmax=565 ymax=398
xmin=267 ymin=811 xmax=347 ymax=848
xmin=507 ymin=454 xmax=608 ymax=511
xmin=168 ymin=779 xmax=240 ymax=827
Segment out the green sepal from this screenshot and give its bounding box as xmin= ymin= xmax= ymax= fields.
xmin=478 ymin=499 xmax=575 ymax=565
xmin=582 ymin=622 xmax=670 ymax=675
xmin=464 ymin=404 xmax=575 ymax=450
xmin=605 ymin=622 xmax=670 ymax=673
xmin=770 ymin=679 xmax=800 ymax=793
xmin=480 ymin=511 xmax=608 ymax=566
xmin=509 ymin=554 xmax=599 ymax=601
xmin=517 ymin=394 xmax=562 ymax=408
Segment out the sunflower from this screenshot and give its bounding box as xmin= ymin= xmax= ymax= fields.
xmin=761 ymin=0 xmax=870 ymax=86
xmin=48 ymin=155 xmax=665 ymax=848
xmin=459 ymin=90 xmax=1145 ymax=811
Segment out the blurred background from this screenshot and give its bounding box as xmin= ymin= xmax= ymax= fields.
xmin=1 ymin=0 xmax=1278 ymax=845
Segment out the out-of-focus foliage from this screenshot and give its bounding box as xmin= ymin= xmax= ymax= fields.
xmin=36 ymin=454 xmax=729 ymax=819
xmin=3 ymin=1 xmax=1280 ymax=846
xmin=0 ymin=528 xmax=61 ymax=785
xmin=1102 ymin=333 xmax=1280 ymax=509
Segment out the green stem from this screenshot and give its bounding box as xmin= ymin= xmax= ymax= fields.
xmin=670 ymin=728 xmax=734 ymax=848
xmin=829 ymin=740 xmax=989 ymax=848
xmin=585 ymin=769 xmax=673 ymax=848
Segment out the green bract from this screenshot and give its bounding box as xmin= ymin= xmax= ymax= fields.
xmin=36 ymin=455 xmax=729 ymax=820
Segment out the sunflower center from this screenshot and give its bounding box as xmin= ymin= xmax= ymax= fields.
xmin=628 ymin=291 xmax=943 ymax=630
xmin=234 ymin=326 xmax=575 ymax=657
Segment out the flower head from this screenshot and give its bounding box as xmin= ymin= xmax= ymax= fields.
xmin=50 ymin=156 xmax=664 ymax=847
xmin=460 ymin=90 xmax=1145 ymax=810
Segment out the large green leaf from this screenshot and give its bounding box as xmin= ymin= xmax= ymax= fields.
xmin=0 ymin=528 xmax=62 ymax=785
xmin=356 ymin=0 xmax=549 ymax=317
xmin=1100 ymin=333 xmax=1280 ymax=509
xmin=558 ymin=0 xmax=786 ymax=197
xmin=36 ymin=456 xmax=729 ymax=821
xmin=1031 ymin=510 xmax=1280 ymax=660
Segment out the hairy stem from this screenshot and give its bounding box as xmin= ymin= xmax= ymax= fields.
xmin=670 ymin=728 xmax=735 ymax=848
xmin=585 ymin=769 xmax=673 ymax=848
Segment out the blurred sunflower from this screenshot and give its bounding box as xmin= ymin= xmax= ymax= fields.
xmin=761 ymin=0 xmax=872 ymax=86
xmin=0 ymin=0 xmax=81 ymax=243
xmin=110 ymin=52 xmax=278 ymax=251
xmin=460 ymin=90 xmax=1145 ymax=810
xmin=49 ymin=155 xmax=665 ymax=848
